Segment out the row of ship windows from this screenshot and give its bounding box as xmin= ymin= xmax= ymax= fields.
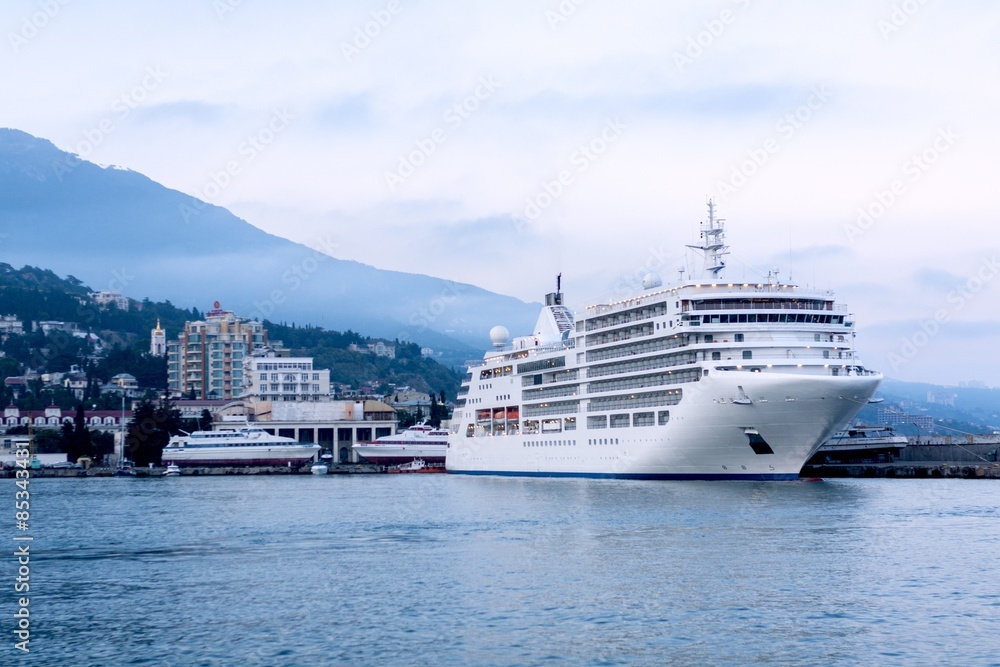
xmin=588 ymin=411 xmax=670 ymax=429
xmin=521 ymin=369 xmax=579 ymax=387
xmin=467 ymin=409 xmax=669 ymax=436
xmin=586 ymin=323 xmax=655 ymax=347
xmin=589 ymin=369 xmax=700 ymax=394
xmin=518 ymin=438 xmax=624 ymax=446
xmin=692 ymin=313 xmax=844 ymax=324
xmin=585 ymin=335 xmax=686 ymax=362
xmin=588 ymin=351 xmax=698 ymax=378
xmin=581 ymin=303 xmax=669 ymax=332
xmin=523 ymin=440 xmax=577 ymax=447
xmin=517 ymin=368 xmax=699 ymax=401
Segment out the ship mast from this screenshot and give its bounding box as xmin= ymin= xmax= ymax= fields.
xmin=686 ymin=199 xmax=729 ymax=281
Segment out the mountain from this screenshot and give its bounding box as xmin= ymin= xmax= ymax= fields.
xmin=0 ymin=128 xmax=537 ymax=357
xmin=851 ymin=378 xmax=1000 ymax=435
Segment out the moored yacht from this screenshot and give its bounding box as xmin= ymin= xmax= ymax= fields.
xmin=352 ymin=423 xmax=448 ymax=465
xmin=162 ymin=426 xmax=320 ymax=467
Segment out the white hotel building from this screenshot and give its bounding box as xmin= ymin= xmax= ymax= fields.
xmin=240 ymin=348 xmax=331 ymax=402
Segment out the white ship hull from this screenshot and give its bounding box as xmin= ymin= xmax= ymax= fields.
xmin=352 ymin=443 xmax=447 ymax=465
xmin=162 ymin=445 xmax=320 ymax=467
xmin=448 ymin=371 xmax=880 ymax=480
xmin=162 ymin=427 xmax=319 ymax=467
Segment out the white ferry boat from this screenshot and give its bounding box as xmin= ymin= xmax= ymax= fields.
xmin=446 ymin=202 xmax=883 ymax=480
xmin=162 ymin=427 xmax=320 ymax=467
xmin=352 ymin=423 xmax=448 ymax=465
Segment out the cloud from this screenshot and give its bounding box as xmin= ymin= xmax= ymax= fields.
xmin=135 ymin=101 xmax=235 ymax=125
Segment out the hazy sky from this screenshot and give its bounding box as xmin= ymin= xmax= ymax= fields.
xmin=3 ymin=0 xmax=998 ymax=386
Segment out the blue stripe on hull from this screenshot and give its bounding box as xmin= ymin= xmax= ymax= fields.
xmin=446 ymin=469 xmax=802 ymax=481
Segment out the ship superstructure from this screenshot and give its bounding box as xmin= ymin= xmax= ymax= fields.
xmin=446 ymin=202 xmax=882 ymax=479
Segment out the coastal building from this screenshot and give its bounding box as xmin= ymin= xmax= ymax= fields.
xmin=90 ymin=291 xmax=130 ymax=311
xmin=347 ymin=341 xmax=396 ymax=359
xmin=172 ymin=399 xmax=248 ymax=422
xmin=246 ymin=400 xmax=395 ymax=463
xmin=0 ymin=435 xmax=68 ymax=467
xmin=166 ymin=304 xmax=267 ymax=400
xmin=63 ymin=367 xmax=88 ymax=400
xmin=239 ymin=347 xmax=331 ymax=402
xmin=150 ymin=319 xmax=166 ymax=356
xmin=2 ymin=405 xmax=131 ymax=430
xmin=877 ymin=408 xmax=935 ymax=432
xmin=36 ymin=321 xmax=79 ymax=335
xmin=386 ymin=389 xmax=433 ymax=416
xmin=3 ymin=376 xmax=32 ymax=398
xmin=103 ymin=373 xmax=142 ymax=398
xmin=0 ymin=315 xmax=24 ymax=336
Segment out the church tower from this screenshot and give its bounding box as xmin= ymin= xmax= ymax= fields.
xmin=150 ymin=319 xmax=166 ymax=356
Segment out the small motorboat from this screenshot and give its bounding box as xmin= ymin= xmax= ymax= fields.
xmin=310 ymin=462 xmax=329 ymax=475
xmin=164 ymin=463 xmax=181 ymax=477
xmin=386 ymin=459 xmax=445 ymax=474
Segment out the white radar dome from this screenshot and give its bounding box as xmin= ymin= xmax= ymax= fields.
xmin=642 ymin=273 xmax=663 ymax=290
xmin=489 ymin=325 xmax=510 ymax=349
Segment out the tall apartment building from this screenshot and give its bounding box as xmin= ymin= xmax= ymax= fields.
xmin=240 ymin=347 xmax=331 ymax=402
xmin=166 ymin=306 xmax=267 ymax=400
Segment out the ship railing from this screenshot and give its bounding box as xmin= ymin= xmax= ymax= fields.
xmin=687 ymin=301 xmax=834 ymax=312
xmin=706 ymin=351 xmax=855 ymax=361
xmin=478 ymin=341 xmax=574 ymax=363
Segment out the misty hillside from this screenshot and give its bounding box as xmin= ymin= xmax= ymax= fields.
xmin=0 ymin=128 xmax=537 ymax=356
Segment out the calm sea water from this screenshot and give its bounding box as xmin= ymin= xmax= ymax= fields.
xmin=2 ymin=475 xmax=998 ymax=666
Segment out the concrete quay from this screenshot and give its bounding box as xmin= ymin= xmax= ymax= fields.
xmin=803 ymin=462 xmax=1000 ymax=479
xmin=0 ymin=463 xmax=384 ymax=478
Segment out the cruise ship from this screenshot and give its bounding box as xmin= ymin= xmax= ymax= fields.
xmin=162 ymin=427 xmax=321 ymax=467
xmin=353 ymin=424 xmax=448 ymax=465
xmin=446 ymin=202 xmax=883 ymax=480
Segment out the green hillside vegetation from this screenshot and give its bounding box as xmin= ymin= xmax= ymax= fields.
xmin=263 ymin=321 xmax=460 ymax=399
xmin=0 ymin=264 xmax=461 ymax=407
